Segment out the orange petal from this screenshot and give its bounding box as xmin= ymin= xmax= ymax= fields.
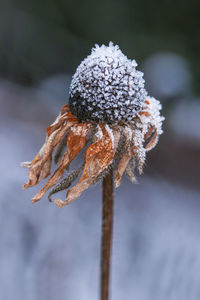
xmin=114 ymin=145 xmax=135 ymax=188
xmin=38 ymin=155 xmax=52 ymax=182
xmin=46 ymin=112 xmax=78 ymax=137
xmin=23 ymin=129 xmax=58 ymax=189
xmin=113 ymin=127 xmax=134 ymax=187
xmin=54 ymin=125 xmax=120 ymax=208
xmin=61 ymin=104 xmax=69 ymax=114
xmin=145 ymin=129 xmax=158 ymax=151
xmin=32 ymin=123 xmax=92 ymax=203
xmin=24 ymin=118 xmax=78 ymax=189
xmin=144 ymin=125 xmax=155 ymax=141
xmin=139 ymin=111 xmax=150 ymax=117
xmin=125 ymin=160 xmax=137 ymax=183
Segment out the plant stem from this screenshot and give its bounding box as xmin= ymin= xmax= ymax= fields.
xmin=101 ymin=168 xmax=114 ymax=300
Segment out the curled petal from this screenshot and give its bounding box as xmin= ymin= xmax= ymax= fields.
xmin=23 ymin=130 xmax=58 ymax=189
xmin=32 ymin=123 xmax=92 ymax=203
xmin=54 ymin=125 xmax=120 ymax=208
xmin=38 ymin=155 xmax=52 ymax=182
xmin=135 ymin=148 xmax=146 ymax=175
xmin=61 ymin=104 xmax=70 ymax=114
xmin=48 ymin=164 xmax=84 ymax=202
xmin=20 ymin=161 xmax=32 ymax=168
xmin=114 ymin=145 xmax=135 ymax=188
xmin=23 ymin=118 xmax=77 ymax=189
xmin=46 ymin=111 xmax=77 ymax=137
xmin=113 ymin=129 xmax=126 ymax=161
xmin=145 ymin=128 xmax=158 ymax=151
xmin=125 ymin=159 xmax=137 ymax=183
xmin=144 ymin=125 xmax=155 ymax=141
xmin=54 ymin=131 xmax=69 ymax=164
xmin=114 ymin=127 xmax=134 ymax=187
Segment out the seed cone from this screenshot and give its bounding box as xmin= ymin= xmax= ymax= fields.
xmin=69 ymin=42 xmax=147 ymax=124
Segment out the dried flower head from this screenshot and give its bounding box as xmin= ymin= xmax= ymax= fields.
xmin=69 ymin=42 xmax=147 ymax=123
xmin=21 ymin=42 xmax=164 ymax=208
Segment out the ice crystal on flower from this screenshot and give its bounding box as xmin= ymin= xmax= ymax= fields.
xmin=69 ymin=42 xmax=147 ymax=123
xmin=22 ymin=43 xmax=164 ymax=208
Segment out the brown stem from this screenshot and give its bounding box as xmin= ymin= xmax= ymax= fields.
xmin=101 ymin=168 xmax=114 ymax=300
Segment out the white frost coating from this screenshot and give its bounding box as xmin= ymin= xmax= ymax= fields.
xmin=124 ymin=126 xmax=133 ymax=141
xmin=132 ymin=127 xmax=146 ymax=174
xmin=134 ymin=96 xmax=165 ymax=152
xmin=20 ymin=161 xmax=31 ymax=168
xmin=105 ymin=124 xmax=115 ymax=148
xmin=95 ymin=125 xmax=103 ymax=139
xmin=140 ymin=96 xmax=165 ymax=136
xmin=69 ymin=42 xmax=147 ymax=123
xmin=71 ymin=125 xmax=88 ymax=136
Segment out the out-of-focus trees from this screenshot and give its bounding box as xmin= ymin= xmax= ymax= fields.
xmin=0 ymin=0 xmax=199 ymax=93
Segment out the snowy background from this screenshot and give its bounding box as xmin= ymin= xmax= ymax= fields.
xmin=0 ymin=1 xmax=200 ymax=299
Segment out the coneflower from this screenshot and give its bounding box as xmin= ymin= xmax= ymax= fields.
xmin=21 ymin=42 xmax=164 ymax=300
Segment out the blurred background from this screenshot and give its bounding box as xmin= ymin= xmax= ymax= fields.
xmin=0 ymin=0 xmax=200 ymax=299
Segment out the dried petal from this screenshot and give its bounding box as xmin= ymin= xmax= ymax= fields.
xmin=32 ymin=123 xmax=92 ymax=203
xmin=20 ymin=161 xmax=32 ymax=168
xmin=61 ymin=104 xmax=70 ymax=114
xmin=114 ymin=145 xmax=135 ymax=187
xmin=54 ymin=131 xmax=69 ymax=164
xmin=23 ymin=118 xmax=78 ymax=189
xmin=48 ymin=164 xmax=84 ymax=202
xmin=46 ymin=111 xmax=77 ymax=137
xmin=125 ymin=158 xmax=137 ymax=183
xmin=38 ymin=155 xmax=52 ymax=182
xmin=145 ymin=129 xmax=158 ymax=151
xmin=54 ymin=125 xmax=120 ymax=207
xmin=114 ymin=126 xmax=135 ymax=187
xmin=135 ymin=147 xmax=146 ymax=175
xmin=144 ymin=125 xmax=155 ymax=141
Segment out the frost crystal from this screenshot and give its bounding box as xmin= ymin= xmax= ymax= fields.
xmin=139 ymin=96 xmax=165 ymax=137
xmin=69 ymin=42 xmax=147 ymax=123
xmin=21 ymin=42 xmax=165 ymax=208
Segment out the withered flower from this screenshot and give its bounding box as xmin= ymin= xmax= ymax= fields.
xmin=22 ymin=42 xmax=164 ymax=208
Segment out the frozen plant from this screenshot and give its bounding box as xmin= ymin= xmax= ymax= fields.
xmin=21 ymin=42 xmax=164 ymax=300
xmin=22 ymin=42 xmax=164 ymax=207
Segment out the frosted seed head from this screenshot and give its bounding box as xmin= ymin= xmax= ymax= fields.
xmin=69 ymin=42 xmax=147 ymax=123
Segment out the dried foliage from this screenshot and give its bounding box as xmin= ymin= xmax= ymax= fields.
xmin=22 ymin=97 xmax=163 ymax=207
xmin=22 ymin=43 xmax=164 ymax=207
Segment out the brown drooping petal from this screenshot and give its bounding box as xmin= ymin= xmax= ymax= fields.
xmin=114 ymin=145 xmax=135 ymax=188
xmin=23 ymin=129 xmax=59 ymax=189
xmin=32 ymin=123 xmax=92 ymax=203
xmin=20 ymin=152 xmax=40 ymax=168
xmin=60 ymin=104 xmax=70 ymax=114
xmin=54 ymin=125 xmax=120 ymax=208
xmin=54 ymin=131 xmax=69 ymax=164
xmin=38 ymin=155 xmax=52 ymax=182
xmin=135 ymin=149 xmax=146 ymax=175
xmin=48 ymin=164 xmax=84 ymax=202
xmin=144 ymin=125 xmax=155 ymax=141
xmin=24 ymin=118 xmax=77 ymax=189
xmin=145 ymin=128 xmax=158 ymax=151
xmin=46 ymin=111 xmax=77 ymax=137
xmin=125 ymin=158 xmax=137 ymax=183
xmin=114 ymin=127 xmax=134 ymax=187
